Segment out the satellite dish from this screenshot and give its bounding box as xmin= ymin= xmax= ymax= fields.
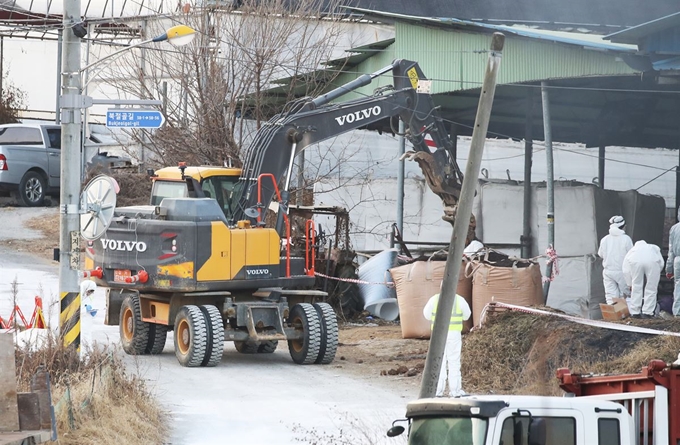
xmin=80 ymin=175 xmax=119 ymax=241
xmin=244 ymin=207 xmax=260 ymax=219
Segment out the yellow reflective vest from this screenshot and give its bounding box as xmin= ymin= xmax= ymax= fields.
xmin=430 ymin=294 xmax=464 ymax=332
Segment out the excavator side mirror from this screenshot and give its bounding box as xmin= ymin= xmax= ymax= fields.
xmin=386 ymin=419 xmax=407 ymax=437
xmin=386 ymin=425 xmax=405 ymax=437
xmin=244 ymin=207 xmax=260 ymax=219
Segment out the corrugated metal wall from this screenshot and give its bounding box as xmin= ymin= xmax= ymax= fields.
xmin=395 ymin=23 xmax=636 ymax=94
xmin=330 ymin=22 xmax=636 ymax=99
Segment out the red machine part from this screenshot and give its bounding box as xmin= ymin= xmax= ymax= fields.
xmin=256 ymin=173 xmax=291 ymax=277
xmin=305 ymin=219 xmax=316 ymax=277
xmin=125 ymin=270 xmax=149 ymax=284
xmin=557 ymin=360 xmax=680 ymax=443
xmin=81 ymin=267 xmax=103 ymax=279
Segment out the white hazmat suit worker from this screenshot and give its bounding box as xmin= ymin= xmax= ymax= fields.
xmin=597 ymin=216 xmax=633 ymax=304
xmin=622 ymin=240 xmax=664 ymax=318
xmin=666 ymin=208 xmax=680 ymax=316
xmin=423 ymin=290 xmax=471 ymax=397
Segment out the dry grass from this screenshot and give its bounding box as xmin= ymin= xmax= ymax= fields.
xmin=15 ymin=333 xmax=167 ymax=445
xmin=462 ymin=310 xmax=680 ymax=396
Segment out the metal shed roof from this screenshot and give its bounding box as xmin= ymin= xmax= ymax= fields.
xmin=285 ymin=10 xmax=680 ymax=149
xmin=346 ymin=8 xmax=637 ymax=53
xmin=606 ymin=12 xmax=680 ymax=44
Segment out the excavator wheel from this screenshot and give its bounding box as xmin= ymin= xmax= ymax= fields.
xmin=199 ymin=305 xmax=225 ymax=367
xmin=120 ymin=295 xmax=166 ymax=355
xmin=287 ymin=303 xmax=322 ymax=365
xmin=313 ymin=302 xmax=338 ymax=364
xmin=234 ymin=341 xmax=260 ymax=354
xmin=174 ymin=305 xmax=208 ymax=367
xmin=257 ymin=341 xmax=278 ymax=353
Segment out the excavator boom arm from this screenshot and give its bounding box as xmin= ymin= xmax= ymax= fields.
xmin=235 ymin=59 xmax=464 ymax=227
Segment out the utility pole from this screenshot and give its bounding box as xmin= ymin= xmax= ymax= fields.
xmin=55 ymin=30 xmax=63 ymax=124
xmin=419 ymin=33 xmax=505 ymax=399
xmin=1 ymin=37 xmax=4 ymax=99
xmin=541 ymin=81 xmax=555 ymax=302
xmin=59 ymin=0 xmax=83 ymax=351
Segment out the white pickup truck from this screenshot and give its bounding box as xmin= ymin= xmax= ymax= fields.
xmin=0 ymin=123 xmax=61 ymax=206
xmin=389 ymin=359 xmax=677 ymax=445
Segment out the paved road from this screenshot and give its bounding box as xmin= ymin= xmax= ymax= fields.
xmin=0 ymin=206 xmax=415 ymax=445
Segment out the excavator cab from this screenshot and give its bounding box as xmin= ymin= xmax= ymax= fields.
xmin=150 ymin=164 xmax=243 ymax=222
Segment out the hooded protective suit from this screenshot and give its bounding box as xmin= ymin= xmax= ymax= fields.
xmin=622 ymin=240 xmax=664 ymax=316
xmin=597 ymin=218 xmax=633 ymax=304
xmin=80 ymin=280 xmax=96 ymax=297
xmin=423 ymin=293 xmax=471 ymax=397
xmin=666 ymin=208 xmax=680 ymax=316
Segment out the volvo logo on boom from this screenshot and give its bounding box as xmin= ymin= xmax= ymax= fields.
xmin=100 ymin=239 xmax=148 ymax=253
xmin=334 ymin=106 xmax=382 ymax=126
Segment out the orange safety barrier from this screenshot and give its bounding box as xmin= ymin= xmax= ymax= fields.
xmin=1 ymin=297 xmax=49 ymax=330
xmin=29 ymin=296 xmax=47 ymax=329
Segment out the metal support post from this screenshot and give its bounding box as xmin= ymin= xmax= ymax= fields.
xmin=394 ymin=120 xmax=406 ymax=249
xmin=80 ymin=23 xmax=91 ymax=181
xmin=599 ymin=144 xmax=606 ymax=188
xmin=0 ymin=36 xmax=4 ymax=100
xmin=59 ymin=0 xmax=83 ymax=351
xmin=297 ymin=150 xmax=305 ymax=205
xmin=676 ymin=150 xmax=680 ymax=222
xmin=55 ymin=30 xmax=63 ymax=124
xmin=541 ymin=81 xmax=555 ymax=303
xmin=419 ymin=33 xmax=505 ymax=399
xmin=521 ymin=89 xmax=534 ymax=259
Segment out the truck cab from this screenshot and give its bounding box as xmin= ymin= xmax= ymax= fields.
xmin=392 ymin=395 xmax=634 ymax=445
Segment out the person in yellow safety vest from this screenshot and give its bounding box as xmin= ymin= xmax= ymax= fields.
xmin=422 ymin=290 xmax=471 ymax=397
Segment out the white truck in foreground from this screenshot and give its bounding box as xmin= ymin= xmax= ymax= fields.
xmin=388 ymin=359 xmax=677 ymax=445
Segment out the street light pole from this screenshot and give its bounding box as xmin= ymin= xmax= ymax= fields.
xmin=58 ymin=20 xmax=196 ymax=350
xmin=59 ymin=0 xmax=83 ymax=351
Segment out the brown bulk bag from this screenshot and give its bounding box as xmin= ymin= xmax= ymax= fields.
xmin=390 ymin=259 xmax=473 ymax=339
xmin=470 ymin=254 xmax=543 ymax=326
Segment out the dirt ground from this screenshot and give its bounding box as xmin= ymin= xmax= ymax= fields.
xmin=1 ymin=204 xmax=429 ymax=388
xmin=7 ymin=201 xmax=680 ymax=396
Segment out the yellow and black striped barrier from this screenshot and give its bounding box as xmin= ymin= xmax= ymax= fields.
xmin=59 ymin=291 xmax=80 ymax=351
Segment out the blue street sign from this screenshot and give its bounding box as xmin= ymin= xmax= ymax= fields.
xmin=106 ymin=109 xmax=165 ymax=128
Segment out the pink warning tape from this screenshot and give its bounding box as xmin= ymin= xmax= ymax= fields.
xmin=480 ymin=301 xmax=680 ymax=337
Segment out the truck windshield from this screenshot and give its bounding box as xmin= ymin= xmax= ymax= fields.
xmin=408 ymin=417 xmax=487 ymax=445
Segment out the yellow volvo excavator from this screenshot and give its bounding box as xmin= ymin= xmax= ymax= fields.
xmin=81 ymin=59 xmax=464 ymax=368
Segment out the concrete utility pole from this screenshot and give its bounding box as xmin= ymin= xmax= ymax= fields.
xmin=541 ymin=81 xmax=555 ymax=302
xmin=419 ymin=32 xmax=505 ymax=399
xmin=59 ymin=0 xmax=83 ymax=351
xmin=521 ymin=90 xmax=534 ymax=259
